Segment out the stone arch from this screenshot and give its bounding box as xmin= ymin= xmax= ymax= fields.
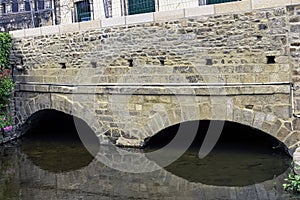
xmin=141 ymin=106 xmax=293 ymax=152
xmin=15 ymin=93 xmax=109 ymax=143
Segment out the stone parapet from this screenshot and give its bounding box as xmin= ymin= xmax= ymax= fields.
xmin=9 ymin=0 xmax=300 ymax=38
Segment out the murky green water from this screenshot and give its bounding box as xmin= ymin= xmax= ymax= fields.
xmin=0 ymin=117 xmax=297 ymax=199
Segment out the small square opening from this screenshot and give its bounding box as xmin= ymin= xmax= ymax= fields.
xmin=60 ymin=62 xmax=66 ymax=69
xmin=128 ymin=59 xmax=133 ymax=67
xmin=266 ymin=56 xmax=276 ymax=64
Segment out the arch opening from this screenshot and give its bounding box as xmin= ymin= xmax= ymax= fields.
xmin=19 ymin=109 xmax=100 ymax=173
xmin=143 ymin=120 xmax=291 ymax=187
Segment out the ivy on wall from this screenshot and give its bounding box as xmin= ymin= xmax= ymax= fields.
xmin=0 ymin=32 xmax=13 ymax=131
xmin=0 ymin=32 xmax=12 ymax=69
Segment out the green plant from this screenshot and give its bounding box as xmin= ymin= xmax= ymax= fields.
xmin=0 ymin=33 xmax=13 ymax=130
xmin=0 ymin=32 xmax=12 ymax=69
xmin=283 ymin=168 xmax=300 ymax=193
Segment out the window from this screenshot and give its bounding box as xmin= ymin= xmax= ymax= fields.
xmin=25 ymin=0 xmax=30 ymax=11
xmin=12 ymin=0 xmax=18 ymax=12
xmin=76 ymin=0 xmax=91 ymax=22
xmin=206 ymin=0 xmax=240 ymax=5
xmin=103 ymin=0 xmax=112 ymax=18
xmin=1 ymin=3 xmax=5 ymax=13
xmin=128 ymin=0 xmax=155 ymax=15
xmin=38 ymin=0 xmax=44 ymax=9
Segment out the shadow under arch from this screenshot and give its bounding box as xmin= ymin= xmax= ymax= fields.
xmin=143 ymin=120 xmax=291 ymax=187
xmin=19 ymin=109 xmax=100 ymax=173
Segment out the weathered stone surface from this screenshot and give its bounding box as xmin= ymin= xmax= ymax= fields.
xmin=7 ymin=4 xmax=300 ymax=151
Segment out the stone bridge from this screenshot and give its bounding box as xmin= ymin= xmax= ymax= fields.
xmin=8 ymin=1 xmax=300 ymax=153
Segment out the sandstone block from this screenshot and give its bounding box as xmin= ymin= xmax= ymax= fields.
xmin=184 ymin=5 xmax=214 ymax=18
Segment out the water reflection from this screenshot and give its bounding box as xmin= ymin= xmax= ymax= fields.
xmin=20 ymin=109 xmax=99 ymax=172
xmin=144 ymin=121 xmax=291 ymax=186
xmin=0 ymin=142 xmax=295 ymax=200
xmin=0 ymin=117 xmax=296 ymax=199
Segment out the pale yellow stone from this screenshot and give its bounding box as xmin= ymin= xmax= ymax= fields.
xmin=154 ymin=9 xmax=184 ymax=21
xmin=215 ymin=0 xmax=251 ymax=14
xmin=251 ymin=0 xmax=291 ymax=10
xmin=59 ymin=23 xmax=80 ymax=33
xmin=79 ymin=20 xmax=101 ymax=31
xmin=292 ymin=0 xmax=300 ymax=4
xmin=24 ymin=27 xmax=42 ymax=37
xmin=184 ymin=5 xmax=215 ymax=18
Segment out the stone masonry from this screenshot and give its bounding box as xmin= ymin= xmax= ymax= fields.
xmin=8 ymin=3 xmax=300 ymax=153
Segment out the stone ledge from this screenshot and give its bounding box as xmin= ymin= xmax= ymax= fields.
xmin=79 ymin=20 xmax=101 ymax=31
xmin=215 ymin=0 xmax=251 ymax=14
xmin=24 ymin=27 xmax=41 ymax=37
xmin=102 ymin=17 xmax=126 ymax=28
xmin=184 ymin=5 xmax=215 ymax=18
xmin=40 ymin=25 xmax=60 ymax=35
xmin=292 ymin=0 xmax=300 ymax=4
xmin=10 ymin=29 xmax=25 ymax=38
xmin=154 ymin=9 xmax=185 ymax=21
xmin=59 ymin=23 xmax=80 ymax=33
xmin=126 ymin=13 xmax=154 ymax=25
xmin=15 ymin=84 xmax=291 ymax=96
xmin=251 ymin=0 xmax=292 ymax=10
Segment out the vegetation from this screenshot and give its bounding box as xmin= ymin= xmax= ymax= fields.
xmin=283 ymin=166 xmax=300 ymax=194
xmin=0 ymin=32 xmax=13 ymax=132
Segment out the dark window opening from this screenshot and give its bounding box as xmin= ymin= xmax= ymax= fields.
xmin=12 ymin=0 xmax=18 ymax=12
xmin=267 ymin=56 xmax=276 ymax=64
xmin=103 ymin=0 xmax=112 ymax=18
xmin=38 ymin=0 xmax=44 ymax=10
xmin=128 ymin=0 xmax=155 ymax=15
xmin=25 ymin=1 xmax=31 ymax=11
xmin=76 ymin=0 xmax=91 ymax=22
xmin=2 ymin=3 xmax=5 ymax=13
xmin=207 ymin=0 xmax=240 ymax=5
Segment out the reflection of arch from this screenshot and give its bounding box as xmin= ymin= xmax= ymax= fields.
xmin=20 ymin=109 xmax=100 ymax=173
xmin=143 ymin=120 xmax=291 ymax=186
xmin=142 ymin=106 xmax=293 ymax=151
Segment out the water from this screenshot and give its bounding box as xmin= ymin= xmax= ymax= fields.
xmin=0 ymin=116 xmax=296 ymax=199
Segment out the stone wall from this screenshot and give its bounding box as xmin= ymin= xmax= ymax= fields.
xmin=9 ymin=4 xmax=300 ymax=150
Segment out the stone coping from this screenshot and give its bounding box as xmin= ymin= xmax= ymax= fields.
xmin=9 ymin=0 xmax=300 ymax=38
xmin=15 ymin=82 xmax=291 ymax=95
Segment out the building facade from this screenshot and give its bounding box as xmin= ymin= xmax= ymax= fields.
xmin=0 ymin=0 xmax=239 ymax=31
xmin=0 ymin=0 xmax=60 ymax=31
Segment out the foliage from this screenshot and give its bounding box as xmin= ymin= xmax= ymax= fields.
xmin=0 ymin=33 xmax=13 ymax=130
xmin=0 ymin=32 xmax=12 ymax=69
xmin=283 ymin=168 xmax=300 ymax=193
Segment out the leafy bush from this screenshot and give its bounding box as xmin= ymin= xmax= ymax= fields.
xmin=0 ymin=32 xmax=12 ymax=69
xmin=283 ymin=168 xmax=300 ymax=193
xmin=0 ymin=33 xmax=13 ymax=130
